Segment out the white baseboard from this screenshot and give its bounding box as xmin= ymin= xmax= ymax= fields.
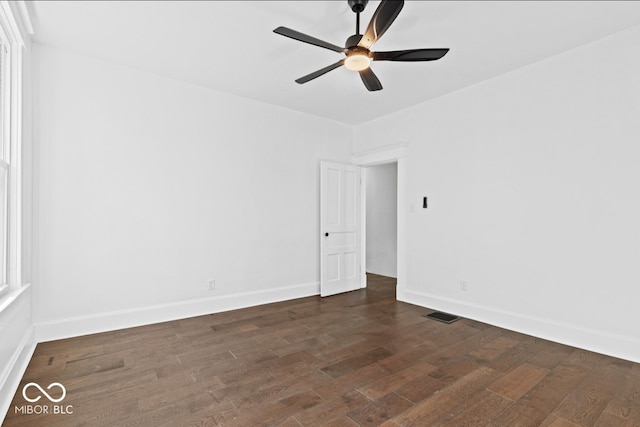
xmin=0 ymin=326 xmax=36 ymax=425
xmin=400 ymin=288 xmax=640 ymax=364
xmin=36 ymin=281 xmax=320 ymax=343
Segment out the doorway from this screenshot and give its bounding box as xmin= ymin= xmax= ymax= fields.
xmin=352 ymin=143 xmax=407 ymax=295
xmin=365 ymin=162 xmax=397 ymax=279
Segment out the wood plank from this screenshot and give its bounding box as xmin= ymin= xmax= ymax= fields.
xmin=428 ymin=354 xmax=485 ymax=384
xmin=293 ymin=389 xmax=371 ymax=426
xmin=357 ymin=360 xmax=436 ymax=400
xmin=488 ymin=362 xmax=551 ymax=400
xmin=394 ymin=367 xmax=501 ymax=426
xmin=442 ymin=389 xmax=513 ymax=426
xmin=594 ymin=412 xmax=628 ymax=427
xmin=487 ymin=336 xmax=549 ymax=373
xmin=346 ymin=392 xmax=414 ymax=427
xmin=491 ymin=362 xmax=591 ymax=426
xmin=313 ymin=363 xmax=390 ymax=400
xmin=552 ymin=358 xmax=632 ymax=426
xmin=604 ymin=364 xmax=640 ymax=420
xmin=469 ymin=335 xmax=521 ymax=361
xmin=393 ymin=372 xmax=446 ymax=404
xmin=539 ymin=416 xmax=584 ymax=427
xmin=320 ymin=347 xmax=394 ymax=378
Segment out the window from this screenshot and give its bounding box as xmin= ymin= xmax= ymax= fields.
xmin=0 ymin=0 xmax=26 ymax=301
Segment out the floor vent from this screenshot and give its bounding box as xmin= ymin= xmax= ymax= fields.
xmin=424 ymin=311 xmax=461 ymax=324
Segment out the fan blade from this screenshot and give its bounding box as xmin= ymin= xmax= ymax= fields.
xmin=358 ymin=0 xmax=404 ymax=50
xmin=295 ymin=60 xmax=345 ymax=84
xmin=359 ymin=67 xmax=383 ymax=91
xmin=274 ymin=27 xmax=346 ymax=53
xmin=373 ymin=48 xmax=449 ymax=62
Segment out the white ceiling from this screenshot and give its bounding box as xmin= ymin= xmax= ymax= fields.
xmin=28 ymin=1 xmax=640 ymax=125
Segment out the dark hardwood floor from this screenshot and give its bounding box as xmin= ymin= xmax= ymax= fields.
xmin=4 ymin=274 xmax=640 ymax=426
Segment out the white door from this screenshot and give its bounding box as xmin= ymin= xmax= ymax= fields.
xmin=320 ymin=161 xmax=361 ymax=297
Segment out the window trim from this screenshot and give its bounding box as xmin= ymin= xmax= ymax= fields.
xmin=0 ymin=14 xmax=9 ymax=299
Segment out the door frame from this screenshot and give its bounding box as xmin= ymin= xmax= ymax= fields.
xmin=352 ymin=143 xmax=407 ymax=299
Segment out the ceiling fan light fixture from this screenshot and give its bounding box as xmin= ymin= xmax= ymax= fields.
xmin=274 ymin=0 xmax=448 ymax=91
xmin=344 ymin=53 xmax=371 ymax=71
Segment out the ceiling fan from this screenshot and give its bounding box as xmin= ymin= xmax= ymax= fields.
xmin=273 ymin=0 xmax=449 ymax=91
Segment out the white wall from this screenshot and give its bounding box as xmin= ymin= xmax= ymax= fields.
xmin=32 ymin=44 xmax=353 ymax=340
xmin=355 ymin=25 xmax=640 ymax=362
xmin=365 ymin=163 xmax=397 ymax=277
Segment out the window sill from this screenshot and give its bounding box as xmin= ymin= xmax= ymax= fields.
xmin=0 ymin=284 xmax=30 ymax=315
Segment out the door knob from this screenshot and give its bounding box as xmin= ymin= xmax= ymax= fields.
xmin=325 ymin=232 xmax=329 ymax=237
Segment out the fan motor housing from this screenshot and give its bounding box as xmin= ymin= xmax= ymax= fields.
xmin=348 ymin=0 xmax=368 ymax=13
xmin=346 ymin=34 xmax=365 ymax=49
